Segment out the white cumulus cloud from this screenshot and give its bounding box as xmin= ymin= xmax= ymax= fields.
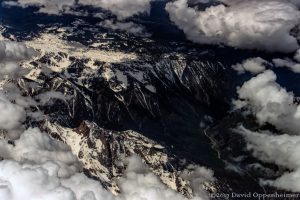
xmin=232 ymin=57 xmax=268 ymax=74
xmin=233 ymin=70 xmax=300 ymax=134
xmin=166 ymin=0 xmax=300 ymax=52
xmin=233 ymin=69 xmax=300 ymax=192
xmin=99 ymin=20 xmax=149 ymax=36
xmin=273 ymin=58 xmax=300 ymax=73
xmin=0 ymin=160 xmax=116 ymax=200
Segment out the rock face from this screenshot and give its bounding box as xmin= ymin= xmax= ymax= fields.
xmin=42 ymin=120 xmax=194 ymax=196
xmin=14 ymin=28 xmax=288 ymax=198
xmin=2 ymin=25 xmax=287 ymax=198
xmin=15 ymin=32 xmax=232 ymax=198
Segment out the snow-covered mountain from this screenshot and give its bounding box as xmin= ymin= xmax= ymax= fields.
xmin=2 ymin=1 xmax=300 ymax=199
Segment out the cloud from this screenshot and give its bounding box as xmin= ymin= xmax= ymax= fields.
xmin=181 ymin=165 xmax=215 ymax=199
xmin=0 ymin=41 xmax=37 ymax=133
xmin=294 ymin=49 xmax=300 ymax=62
xmin=2 ymin=83 xmax=37 ymax=108
xmin=166 ymin=0 xmax=300 ymax=52
xmin=0 ymin=41 xmax=36 ymax=78
xmin=3 ymin=0 xmax=152 ymax=19
xmin=3 ymin=0 xmax=76 ymax=15
xmin=233 ymin=70 xmax=300 ymax=134
xmin=273 ymin=58 xmax=300 ymax=73
xmin=233 ymin=69 xmax=300 ymax=192
xmin=0 ymin=106 xmax=212 ymax=199
xmin=99 ymin=20 xmax=149 ymax=36
xmin=36 ymin=91 xmax=70 ymax=105
xmin=0 ymin=160 xmax=115 ymax=200
xmin=117 ymin=155 xmax=206 ymax=200
xmin=235 ymin=126 xmax=300 ymax=192
xmin=232 ymin=57 xmax=268 ymax=74
xmin=0 ymin=154 xmax=210 ymax=200
xmin=220 ymin=0 xmax=300 ymax=7
xmin=0 ymin=128 xmax=81 ymax=178
xmin=78 ymin=0 xmax=151 ymax=20
xmin=0 ymin=93 xmax=26 ymax=131
xmin=0 ymin=41 xmax=36 ymax=61
xmin=3 ymin=0 xmax=152 ymax=35
xmin=272 ymin=49 xmax=300 ymax=73
xmin=288 ymin=0 xmax=300 ymax=7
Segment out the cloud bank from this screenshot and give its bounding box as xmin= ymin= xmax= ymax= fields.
xmin=166 ymin=0 xmax=300 ymax=52
xmin=234 ymin=68 xmax=300 ymax=192
xmin=236 ymin=126 xmax=300 ymax=192
xmin=3 ymin=0 xmax=76 ymax=15
xmin=0 ymin=41 xmax=36 ymax=136
xmin=233 ymin=70 xmax=300 ymax=134
xmin=3 ymin=0 xmax=152 ymax=35
xmin=0 ymin=160 xmax=116 ymax=200
xmin=3 ymin=0 xmax=151 ymax=19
